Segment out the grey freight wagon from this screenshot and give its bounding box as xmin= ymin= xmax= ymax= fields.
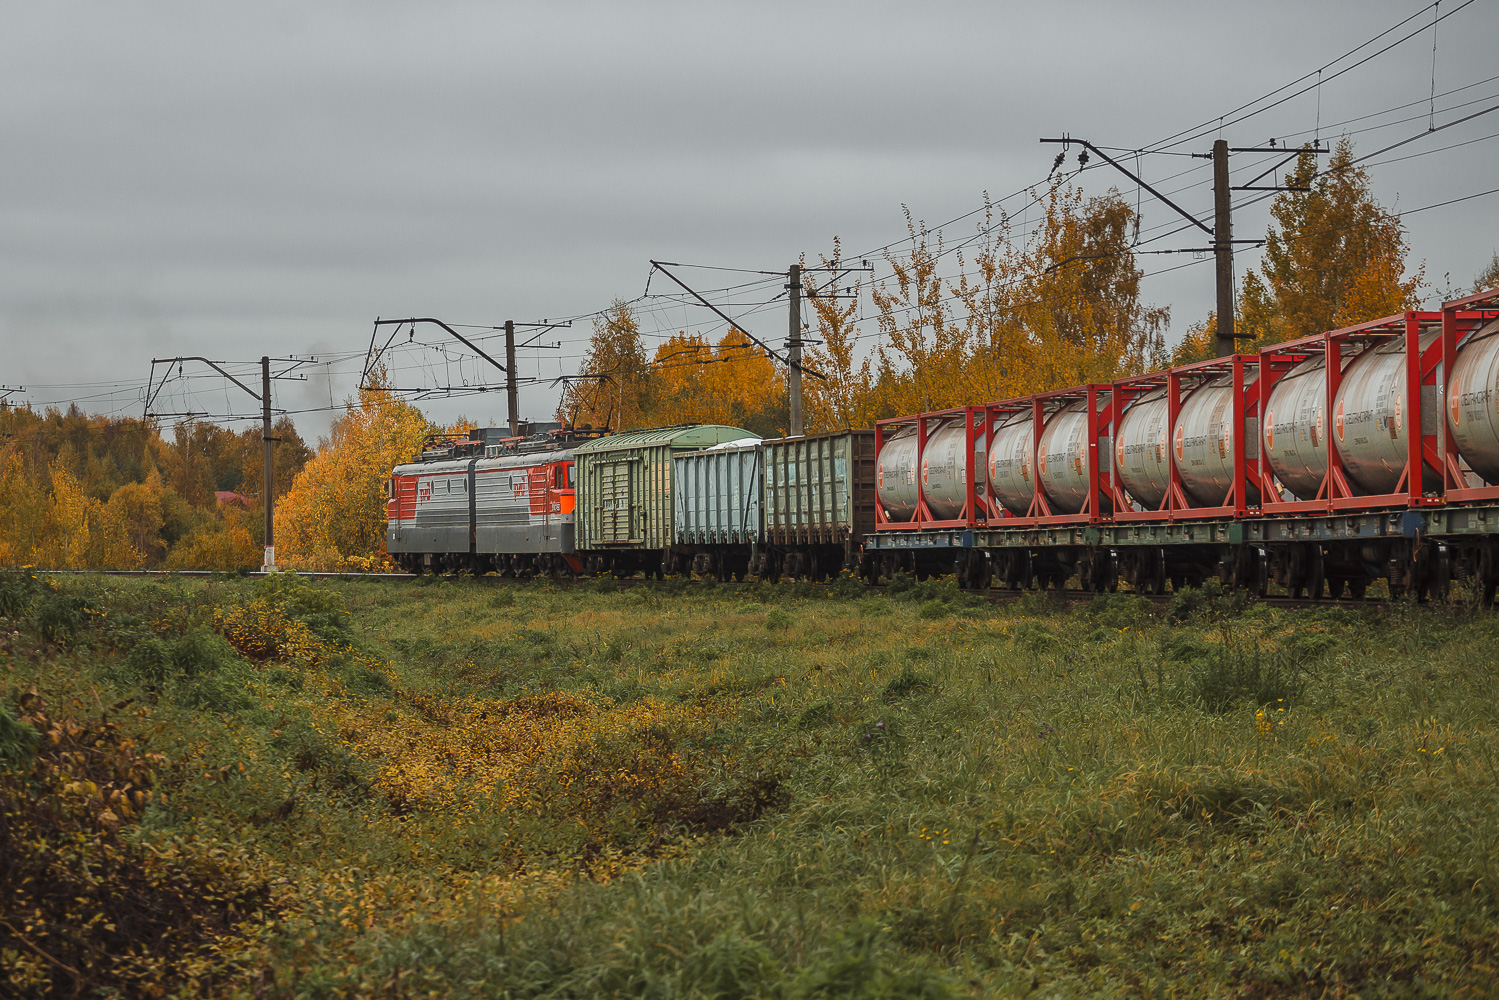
xmin=756 ymin=431 xmax=877 ymax=580
xmin=671 ymin=437 xmax=764 ymax=579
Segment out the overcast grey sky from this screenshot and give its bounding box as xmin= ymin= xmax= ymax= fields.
xmin=4 ymin=0 xmax=1497 ymax=439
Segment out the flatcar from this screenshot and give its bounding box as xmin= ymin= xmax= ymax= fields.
xmin=867 ymin=286 xmax=1499 ymax=601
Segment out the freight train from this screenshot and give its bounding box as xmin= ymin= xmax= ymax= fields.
xmin=387 ymin=286 xmax=1499 ymax=602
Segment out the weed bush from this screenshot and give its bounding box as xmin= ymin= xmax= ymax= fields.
xmin=34 ymin=592 xmax=87 ymax=645
xmin=765 ymin=608 xmax=793 ymax=630
xmin=881 ymin=665 xmax=935 ymax=702
xmin=0 ymin=570 xmax=39 ymax=618
xmin=1087 ymin=591 xmax=1157 ymax=630
xmin=0 ymin=693 xmax=271 ymax=997
xmin=1177 ymin=641 xmax=1305 ymax=712
xmin=828 ymin=570 xmax=865 ymax=599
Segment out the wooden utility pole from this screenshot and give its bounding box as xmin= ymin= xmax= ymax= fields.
xmin=1212 ymin=139 xmax=1236 ymax=358
xmin=787 ymin=263 xmax=803 ymax=437
xmin=504 ymin=319 xmax=519 ymax=437
xmin=261 ymin=356 xmax=276 ymax=572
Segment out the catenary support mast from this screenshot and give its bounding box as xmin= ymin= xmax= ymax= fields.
xmin=788 ymin=263 xmax=803 ymax=437
xmin=261 ymin=356 xmax=275 ymax=572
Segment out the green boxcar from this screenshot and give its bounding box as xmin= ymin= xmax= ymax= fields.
xmin=760 ymin=431 xmax=877 ymax=575
xmin=574 ymin=424 xmax=755 ymax=571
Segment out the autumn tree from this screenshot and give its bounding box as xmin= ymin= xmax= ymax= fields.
xmin=803 ymin=239 xmax=880 ymax=430
xmin=648 ymin=329 xmax=785 ymax=437
xmin=869 ymin=213 xmax=973 ymax=415
xmin=1012 ymin=185 xmax=1169 ymax=390
xmin=1238 ymin=138 xmax=1424 ymax=346
xmin=561 ymin=300 xmax=652 ymax=431
xmin=275 ymin=375 xmax=431 ymax=570
xmin=1473 ymin=252 xmax=1499 ymax=295
xmin=855 ymin=184 xmax=1164 ymax=419
xmin=1170 ymin=315 xmax=1218 ymax=366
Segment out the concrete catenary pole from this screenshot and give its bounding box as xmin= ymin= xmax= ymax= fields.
xmin=505 ymin=319 xmax=519 ymax=437
xmin=260 ymin=356 xmax=275 ymax=572
xmin=1213 ymin=139 xmax=1236 ymax=359
xmin=788 ymin=263 xmax=803 ymax=437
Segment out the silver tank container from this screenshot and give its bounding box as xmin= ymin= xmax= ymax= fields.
xmin=1038 ymin=399 xmax=1109 ymax=514
xmin=875 ymin=417 xmax=986 ymax=521
xmin=1263 ymin=356 xmax=1329 ymax=500
xmin=987 ymin=413 xmax=1036 ymax=515
xmin=1331 ymin=333 xmax=1437 ymax=494
xmin=1176 ymin=376 xmax=1260 ymax=506
xmin=1264 ymin=334 xmax=1439 ymax=500
xmin=1447 ymin=319 xmax=1499 ymax=482
xmin=920 ymin=417 xmax=986 ymax=519
xmin=1113 ymin=390 xmax=1170 ymax=509
xmin=876 ymin=428 xmax=920 ymax=519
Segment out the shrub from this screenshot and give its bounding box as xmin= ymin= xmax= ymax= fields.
xmin=1166 ymin=579 xmax=1246 ymax=623
xmin=1177 ymin=641 xmax=1305 ymax=713
xmin=270 ymin=721 xmax=372 ymax=793
xmin=0 ymin=693 xmax=271 ymax=997
xmin=765 ymin=609 xmax=793 ymax=630
xmin=828 ymin=570 xmax=865 ymax=599
xmin=882 ymin=665 xmax=935 ymax=702
xmin=0 ymin=700 xmax=38 ymax=770
xmin=175 ymin=669 xmax=254 ymax=713
xmin=1009 ymin=622 xmax=1058 ymax=653
xmin=1088 ymin=592 xmax=1157 ymax=630
xmin=796 ymin=701 xmax=836 ymax=730
xmin=123 ymin=629 xmax=240 ymax=687
xmin=0 ymin=570 xmax=39 ymax=618
xmin=122 ymin=637 xmax=176 ymax=687
xmin=33 ymin=592 xmax=87 ymax=645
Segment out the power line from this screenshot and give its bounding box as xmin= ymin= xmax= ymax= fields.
xmin=1146 ymin=0 xmax=1479 ymax=153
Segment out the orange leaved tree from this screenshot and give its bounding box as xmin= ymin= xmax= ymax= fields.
xmin=276 ymin=377 xmax=431 ymax=571
xmin=1239 ymin=138 xmax=1425 ymax=346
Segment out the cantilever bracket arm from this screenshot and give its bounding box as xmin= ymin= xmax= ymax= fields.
xmin=145 ymin=357 xmax=262 ymax=419
xmin=1040 ymin=138 xmax=1214 ymax=237
xmin=363 ymin=317 xmax=509 ymax=388
xmin=648 ymin=261 xmax=827 ymax=381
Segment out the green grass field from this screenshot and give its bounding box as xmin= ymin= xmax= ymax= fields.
xmin=2 ymin=570 xmax=1497 ymax=998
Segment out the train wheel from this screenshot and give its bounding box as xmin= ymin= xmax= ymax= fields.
xmin=1419 ymin=542 xmax=1452 ymax=604
xmin=1306 ymin=545 xmax=1325 ymax=601
xmin=1147 ymin=550 xmax=1167 ymax=596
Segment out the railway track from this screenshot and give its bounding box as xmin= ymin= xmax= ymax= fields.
xmin=27 ymin=567 xmax=1448 ymax=611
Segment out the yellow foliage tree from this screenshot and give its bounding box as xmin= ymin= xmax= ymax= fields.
xmin=869 ymin=213 xmax=974 ymax=415
xmin=561 ymin=301 xmax=652 ymax=431
xmin=104 ymin=467 xmax=166 ymax=565
xmin=46 ymin=464 xmax=94 ymax=569
xmin=844 ymin=184 xmax=1165 ymax=422
xmin=0 ymin=454 xmax=49 ymax=565
xmin=1238 ymin=138 xmax=1424 ymax=346
xmin=803 ymin=240 xmax=880 ymax=430
xmin=1012 ymin=185 xmax=1169 ymax=389
xmin=649 ymin=329 xmax=784 ymax=436
xmin=164 ymin=521 xmax=259 ymax=572
xmin=276 ymin=377 xmax=431 ymax=570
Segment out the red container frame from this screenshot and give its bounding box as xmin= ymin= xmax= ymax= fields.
xmin=873 ymin=406 xmax=987 ymax=531
xmin=1109 ymin=354 xmax=1263 ymax=521
xmin=1440 ymin=286 xmax=1499 ymax=502
xmin=980 ymin=384 xmax=1113 ymax=527
xmin=1257 ymin=311 xmax=1446 ymax=515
